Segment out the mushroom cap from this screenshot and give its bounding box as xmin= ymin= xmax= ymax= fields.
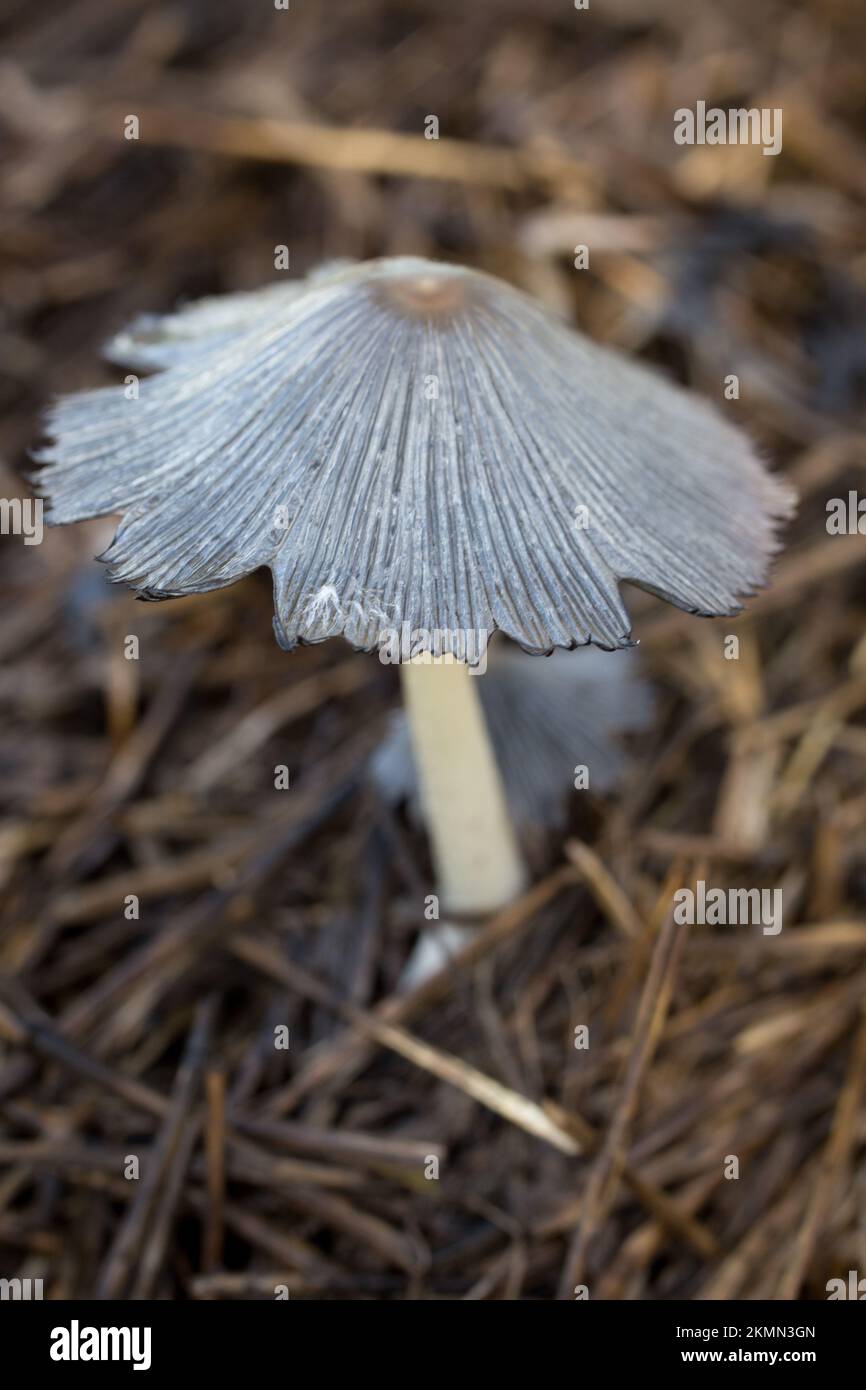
xmin=371 ymin=641 xmax=654 ymax=832
xmin=37 ymin=256 xmax=795 ymax=655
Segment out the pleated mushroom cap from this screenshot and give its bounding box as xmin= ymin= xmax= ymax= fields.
xmin=38 ymin=257 xmax=795 ymax=654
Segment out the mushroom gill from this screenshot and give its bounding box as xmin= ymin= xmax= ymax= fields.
xmin=36 ymin=256 xmax=795 ymax=655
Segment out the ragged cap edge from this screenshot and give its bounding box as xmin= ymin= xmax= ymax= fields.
xmin=34 ymin=256 xmax=798 ymax=658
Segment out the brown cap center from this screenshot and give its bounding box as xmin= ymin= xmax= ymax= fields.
xmin=375 ymin=273 xmax=468 ymax=320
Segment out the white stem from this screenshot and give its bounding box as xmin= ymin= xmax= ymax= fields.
xmin=399 ymin=654 xmax=526 ymax=915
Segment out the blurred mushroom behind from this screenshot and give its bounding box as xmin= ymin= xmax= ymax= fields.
xmin=372 ymin=641 xmax=654 ymax=836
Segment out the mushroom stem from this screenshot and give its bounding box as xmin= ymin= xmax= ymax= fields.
xmin=399 ymin=653 xmax=527 ymax=914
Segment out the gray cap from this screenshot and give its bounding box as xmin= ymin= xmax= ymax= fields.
xmin=38 ymin=257 xmax=794 ymax=654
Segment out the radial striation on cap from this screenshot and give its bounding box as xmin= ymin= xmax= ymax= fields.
xmin=37 ymin=257 xmax=795 ymax=655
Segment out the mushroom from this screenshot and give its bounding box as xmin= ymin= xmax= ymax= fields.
xmin=373 ymin=638 xmax=655 ymax=985
xmin=372 ymin=640 xmax=654 ymax=835
xmin=36 ymin=256 xmax=795 ymax=945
